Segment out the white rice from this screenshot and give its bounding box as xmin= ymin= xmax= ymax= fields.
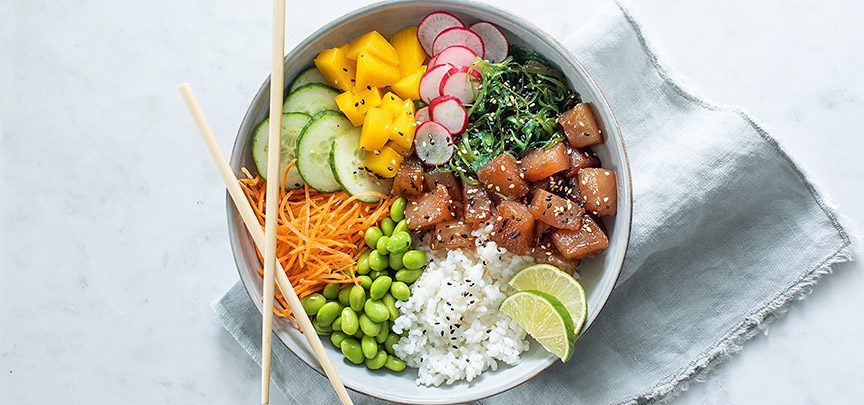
xmin=392 ymin=230 xmax=535 ymax=386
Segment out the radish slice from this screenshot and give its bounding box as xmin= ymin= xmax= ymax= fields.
xmin=419 ymin=63 xmax=454 ymax=103
xmin=430 ymin=45 xmax=477 ymax=68
xmin=432 ymin=27 xmax=485 ymax=58
xmin=469 ymin=22 xmax=508 ymax=63
xmin=417 ymin=12 xmax=465 ymax=56
xmin=415 ymin=106 xmax=430 ymax=124
xmin=439 ymin=66 xmax=482 ymax=105
xmin=414 ymin=121 xmax=454 ymax=166
xmin=429 ymin=95 xmax=468 ymax=135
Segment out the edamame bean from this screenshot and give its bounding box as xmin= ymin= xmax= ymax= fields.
xmin=300 ymin=293 xmax=326 ymax=315
xmin=390 ymin=281 xmax=411 ymax=301
xmin=356 ymin=252 xmax=371 ymax=275
xmin=354 ymin=328 xmax=365 ymax=339
xmin=393 ymin=219 xmax=409 ymax=235
xmin=340 ymin=338 xmax=364 ymax=365
xmin=312 ymin=318 xmax=332 ymax=334
xmin=384 ymin=355 xmax=406 ymax=372
xmin=364 ymin=350 xmax=388 ymax=370
xmin=376 ymin=236 xmax=390 ymax=255
xmin=368 ymin=251 xmax=388 ymax=271
xmin=380 ymin=218 xmax=395 ymax=236
xmin=369 ymin=276 xmax=392 ymax=300
xmin=369 ymin=270 xmax=387 ymax=280
xmin=322 ymin=283 xmax=341 ymax=300
xmin=315 ymin=301 xmax=341 ymax=326
xmin=330 ymin=316 xmax=343 ymax=332
xmin=390 ymin=197 xmax=407 ymax=222
xmin=402 ymin=250 xmax=427 ymax=270
xmin=376 ymin=320 xmax=390 ymax=343
xmin=340 ymin=307 xmax=359 ymax=335
xmin=337 ymin=287 xmax=351 ymax=306
xmin=349 ymin=284 xmax=366 ymax=312
xmin=382 ymin=293 xmax=399 ymax=321
xmin=387 ymin=231 xmax=412 ymax=254
xmin=361 ymin=335 xmax=378 ymax=359
xmin=330 ymin=331 xmax=348 ymax=347
xmin=364 ymin=299 xmax=389 ymax=323
xmin=357 ymin=275 xmax=373 ymax=289
xmin=384 ymin=334 xmax=400 ymax=354
xmin=364 ymin=227 xmax=383 ymax=249
xmin=389 ymin=251 xmax=404 ymax=270
xmin=359 ymin=313 xmax=382 ymax=336
xmin=395 ymin=269 xmax=422 ymax=284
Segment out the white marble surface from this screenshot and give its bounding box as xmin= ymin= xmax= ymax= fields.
xmin=1 ymin=0 xmax=862 ymax=403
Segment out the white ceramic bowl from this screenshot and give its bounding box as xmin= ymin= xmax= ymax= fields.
xmin=228 ymin=1 xmax=632 ymax=403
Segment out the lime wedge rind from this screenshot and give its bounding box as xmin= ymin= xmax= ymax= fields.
xmin=508 ymin=263 xmax=588 ymax=335
xmin=499 ymin=290 xmax=576 ymax=362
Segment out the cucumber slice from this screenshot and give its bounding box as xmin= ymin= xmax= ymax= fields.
xmin=330 ymin=131 xmax=393 ymax=203
xmin=296 ymin=111 xmax=352 ymax=192
xmin=288 ymin=67 xmax=328 ymax=93
xmin=251 ymin=112 xmax=310 ymax=189
xmin=282 ymin=83 xmax=339 ymax=115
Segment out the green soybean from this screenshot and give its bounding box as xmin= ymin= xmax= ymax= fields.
xmin=315 ymin=301 xmax=341 ymax=326
xmin=402 ymin=250 xmax=426 ymax=270
xmin=369 ymin=270 xmax=387 ymax=280
xmin=357 ymin=275 xmax=373 ymax=289
xmin=382 ymin=293 xmax=400 ymax=321
xmin=369 ymin=276 xmax=392 ymax=300
xmin=390 ymin=281 xmax=411 ymax=301
xmin=322 ymin=283 xmax=341 ymax=300
xmin=337 ymin=287 xmax=351 ymax=306
xmin=376 ymin=320 xmax=390 ymax=343
xmin=380 ymin=218 xmax=395 ymax=236
xmin=361 ymin=335 xmax=378 ymax=359
xmin=390 ymin=197 xmax=407 ymax=222
xmin=368 ymin=251 xmax=388 ymax=271
xmin=384 ymin=334 xmax=400 ymax=354
xmin=330 ymin=331 xmax=348 ymax=347
xmin=356 ymin=252 xmax=371 ymax=275
xmin=393 ymin=219 xmax=409 ymax=235
xmin=330 ymin=316 xmax=343 ymax=332
xmin=359 ymin=313 xmax=382 ymax=336
xmin=364 ymin=299 xmax=389 ymax=323
xmin=340 ymin=338 xmax=364 ymax=365
xmin=312 ymin=318 xmax=332 ymax=334
xmin=376 ymin=236 xmax=390 ymax=255
xmin=384 ymin=355 xmax=406 ymax=372
xmin=395 ymin=269 xmax=423 ymax=283
xmin=365 ymin=350 xmax=388 ymax=370
xmin=364 ymin=227 xmax=383 ymax=249
xmin=340 ymin=307 xmax=359 ymax=335
xmin=389 ymin=251 xmax=404 ymax=270
xmin=300 ymin=293 xmax=326 ymax=315
xmin=349 ymin=284 xmax=366 ymax=312
xmin=354 ymin=328 xmax=365 ymax=339
xmin=387 ymin=231 xmax=412 ymax=254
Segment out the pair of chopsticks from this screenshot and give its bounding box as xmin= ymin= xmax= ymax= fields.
xmin=179 ymin=2 xmax=353 ymax=404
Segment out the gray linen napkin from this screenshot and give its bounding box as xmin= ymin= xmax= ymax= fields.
xmin=214 ymin=3 xmax=855 ymax=404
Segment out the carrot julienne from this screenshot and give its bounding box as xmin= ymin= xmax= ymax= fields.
xmin=239 ymin=167 xmax=394 ymax=319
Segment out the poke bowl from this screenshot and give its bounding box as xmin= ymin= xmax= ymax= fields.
xmin=228 ymin=0 xmax=632 ymax=403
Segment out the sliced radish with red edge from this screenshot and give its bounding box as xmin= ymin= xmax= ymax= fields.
xmin=415 ymin=106 xmax=430 ymax=124
xmin=419 ymin=63 xmax=454 ymax=103
xmin=430 ymin=45 xmax=477 ymax=68
xmin=417 ymin=12 xmax=465 ymax=56
xmin=414 ymin=121 xmax=454 ymax=166
xmin=439 ymin=66 xmax=482 ymax=105
xmin=429 ymin=95 xmax=468 ymax=135
xmin=432 ymin=27 xmax=484 ymax=59
xmin=469 ymin=22 xmax=508 ymax=63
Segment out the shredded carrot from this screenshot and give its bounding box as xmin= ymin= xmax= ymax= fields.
xmin=239 ymin=167 xmax=395 ymax=319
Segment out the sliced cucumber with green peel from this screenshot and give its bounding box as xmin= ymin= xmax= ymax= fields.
xmin=288 ymin=67 xmax=328 ymax=93
xmin=282 ymin=83 xmax=338 ymax=115
xmin=251 ymin=112 xmax=310 ymax=189
xmin=330 ymin=131 xmax=393 ymax=203
xmin=296 ymin=111 xmax=352 ymax=192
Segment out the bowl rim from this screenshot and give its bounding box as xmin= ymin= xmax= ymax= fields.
xmin=227 ymin=0 xmax=632 ymax=402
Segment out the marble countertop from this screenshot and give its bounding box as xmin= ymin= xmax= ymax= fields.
xmin=1 ymin=0 xmax=862 ymax=403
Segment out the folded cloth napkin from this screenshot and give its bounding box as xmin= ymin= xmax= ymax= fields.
xmin=215 ymin=3 xmax=855 ymax=404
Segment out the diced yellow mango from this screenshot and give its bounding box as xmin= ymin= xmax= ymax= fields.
xmin=390 ymin=27 xmax=426 ymax=75
xmin=355 ymin=86 xmax=383 ymax=109
xmin=345 ymin=31 xmax=400 ymax=66
xmin=389 ymin=100 xmax=417 ymax=154
xmin=359 ymin=108 xmax=392 ymax=151
xmin=391 ymin=65 xmax=426 ymax=101
xmin=334 ymin=86 xmax=383 ymax=126
xmin=379 ymin=92 xmax=404 ymax=116
xmin=365 ymin=146 xmax=404 ymax=178
xmin=355 ymin=50 xmax=401 ymax=89
xmin=313 ymin=47 xmax=356 ymax=91
xmin=385 ymin=140 xmax=411 ymax=156
xmin=337 ymin=43 xmax=350 ymax=54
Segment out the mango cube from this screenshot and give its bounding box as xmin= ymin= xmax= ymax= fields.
xmin=379 ymin=92 xmax=404 ymax=116
xmin=359 ymin=108 xmax=392 ymax=151
xmin=335 ymin=86 xmax=383 ymax=126
xmin=365 ymin=146 xmax=404 ymax=178
xmin=346 ymin=31 xmax=400 ymax=66
xmin=313 ymin=47 xmax=356 ymax=91
xmin=390 ymin=27 xmax=426 ymax=75
xmin=389 ymin=100 xmax=417 ymax=155
xmin=391 ymin=65 xmax=426 ymax=101
xmin=355 ymin=50 xmax=401 ymax=89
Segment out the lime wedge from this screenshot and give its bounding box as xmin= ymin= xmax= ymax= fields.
xmin=509 ymin=264 xmax=587 ymax=334
xmin=499 ymin=290 xmax=576 ymax=362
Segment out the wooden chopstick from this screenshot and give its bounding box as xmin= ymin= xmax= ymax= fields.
xmin=178 ymin=84 xmax=354 ymax=405
xmin=260 ymin=0 xmax=287 ymax=403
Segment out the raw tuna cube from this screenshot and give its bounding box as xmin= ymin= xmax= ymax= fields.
xmin=559 ymin=103 xmax=602 ymax=148
xmin=520 ymin=141 xmax=570 ymax=182
xmin=550 ymin=215 xmax=609 ymax=260
xmin=531 ymin=242 xmax=580 ymax=274
xmin=565 ymin=147 xmax=600 ymax=177
xmin=392 ymin=157 xmax=425 ymax=196
xmin=489 ymin=200 xmax=535 ymax=255
xmin=431 ymin=220 xmax=475 ymax=250
xmin=423 ymin=171 xmax=462 ymax=200
xmin=462 ymin=183 xmax=493 ymax=226
xmin=405 ymin=184 xmax=454 ymax=229
xmin=528 ymin=189 xmax=585 ymax=230
xmin=477 ymin=153 xmax=529 ymax=199
xmin=577 ymin=168 xmax=617 ymax=216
